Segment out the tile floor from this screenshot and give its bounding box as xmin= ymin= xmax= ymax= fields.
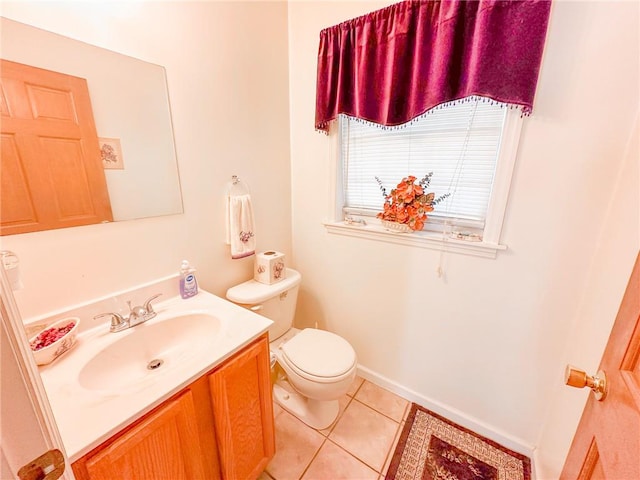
xmin=259 ymin=377 xmax=410 ymax=480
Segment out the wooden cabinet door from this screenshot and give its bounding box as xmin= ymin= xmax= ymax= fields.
xmin=1 ymin=59 xmax=112 ymax=235
xmin=73 ymin=390 xmax=206 ymax=480
xmin=209 ymin=334 xmax=275 ymax=480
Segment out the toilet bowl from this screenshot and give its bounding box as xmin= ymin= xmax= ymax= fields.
xmin=226 ymin=268 xmax=357 ymax=429
xmin=271 ymin=327 xmax=357 ymax=429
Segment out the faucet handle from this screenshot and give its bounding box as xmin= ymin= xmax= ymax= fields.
xmin=143 ymin=293 xmax=162 ymax=313
xmin=94 ymin=312 xmax=128 ymax=332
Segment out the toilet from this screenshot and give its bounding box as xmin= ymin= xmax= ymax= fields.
xmin=226 ymin=268 xmax=357 ymax=429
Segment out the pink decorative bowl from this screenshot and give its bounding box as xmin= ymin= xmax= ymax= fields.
xmin=29 ymin=317 xmax=80 ymax=365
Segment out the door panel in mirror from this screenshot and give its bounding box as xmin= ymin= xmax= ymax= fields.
xmin=0 ymin=17 xmax=183 ymax=233
xmin=1 ymin=133 xmax=39 ymax=227
xmin=1 ymin=59 xmax=113 ymax=235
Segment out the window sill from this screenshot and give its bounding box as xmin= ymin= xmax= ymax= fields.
xmin=323 ymin=221 xmax=507 ymax=259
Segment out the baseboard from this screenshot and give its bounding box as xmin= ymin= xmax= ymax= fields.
xmin=356 ymin=365 xmax=538 ymax=474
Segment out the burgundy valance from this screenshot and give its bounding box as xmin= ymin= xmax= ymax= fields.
xmin=315 ymin=0 xmax=552 ymax=132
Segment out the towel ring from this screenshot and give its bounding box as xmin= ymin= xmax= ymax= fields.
xmin=228 ymin=175 xmax=250 ymax=196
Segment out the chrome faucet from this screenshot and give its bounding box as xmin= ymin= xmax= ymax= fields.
xmin=95 ymin=293 xmax=162 ymax=333
xmin=94 ymin=311 xmax=128 ymax=333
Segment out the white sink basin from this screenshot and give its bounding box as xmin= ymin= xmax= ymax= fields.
xmin=77 ymin=312 xmax=220 ymax=392
xmin=37 ymin=288 xmax=273 ymax=461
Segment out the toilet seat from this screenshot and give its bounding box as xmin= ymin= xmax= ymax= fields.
xmin=280 ymin=328 xmax=356 ymax=382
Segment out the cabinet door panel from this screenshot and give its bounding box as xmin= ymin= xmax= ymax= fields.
xmin=81 ymin=390 xmax=205 ymax=480
xmin=209 ymin=335 xmax=275 ymax=480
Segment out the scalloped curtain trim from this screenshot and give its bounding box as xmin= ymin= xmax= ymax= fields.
xmin=315 ymin=0 xmax=551 ymax=133
xmin=329 ymin=96 xmax=525 ymax=132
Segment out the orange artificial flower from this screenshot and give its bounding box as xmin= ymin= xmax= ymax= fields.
xmin=375 ymin=174 xmax=449 ymax=231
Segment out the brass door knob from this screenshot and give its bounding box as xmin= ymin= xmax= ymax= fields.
xmin=564 ymin=365 xmax=607 ymax=401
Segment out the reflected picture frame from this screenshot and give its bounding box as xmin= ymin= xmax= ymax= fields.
xmin=99 ymin=137 xmax=124 ymax=170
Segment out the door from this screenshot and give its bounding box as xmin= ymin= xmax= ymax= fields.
xmin=0 ymin=59 xmax=113 ymax=235
xmin=0 ymin=264 xmax=72 ymax=479
xmin=561 ymin=252 xmax=640 ymax=479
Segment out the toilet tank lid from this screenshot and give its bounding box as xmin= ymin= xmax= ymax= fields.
xmin=226 ymin=268 xmax=301 ymax=304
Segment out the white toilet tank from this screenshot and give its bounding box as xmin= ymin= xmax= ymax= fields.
xmin=226 ymin=268 xmax=302 ymax=341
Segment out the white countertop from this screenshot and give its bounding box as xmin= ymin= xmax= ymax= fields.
xmin=37 ymin=290 xmax=272 ymax=462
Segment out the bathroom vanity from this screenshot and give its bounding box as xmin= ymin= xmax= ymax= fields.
xmin=33 ymin=278 xmax=275 ymax=480
xmin=72 ymin=334 xmax=273 ymax=480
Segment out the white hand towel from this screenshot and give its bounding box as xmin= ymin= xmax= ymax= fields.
xmin=226 ymin=194 xmax=256 ymax=259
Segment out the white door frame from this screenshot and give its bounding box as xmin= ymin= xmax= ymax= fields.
xmin=0 ymin=265 xmax=74 ymax=479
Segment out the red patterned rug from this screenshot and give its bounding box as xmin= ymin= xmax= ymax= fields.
xmin=385 ymin=404 xmax=531 ymax=480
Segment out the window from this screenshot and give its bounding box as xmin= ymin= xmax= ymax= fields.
xmin=327 ymin=97 xmax=523 ymax=257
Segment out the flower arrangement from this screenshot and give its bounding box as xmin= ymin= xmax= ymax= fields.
xmin=375 ymin=173 xmax=449 ymax=231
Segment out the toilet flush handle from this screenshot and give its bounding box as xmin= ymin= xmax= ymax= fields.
xmin=250 ymin=305 xmax=263 ymax=312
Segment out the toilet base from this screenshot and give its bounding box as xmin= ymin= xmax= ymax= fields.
xmin=273 ymin=380 xmax=339 ymax=430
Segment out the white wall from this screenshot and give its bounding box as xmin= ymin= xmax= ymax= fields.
xmin=535 ymin=113 xmax=639 ymax=477
xmin=0 ymin=1 xmax=292 ymax=320
xmin=2 ymin=2 xmax=638 ymax=477
xmin=288 ymin=0 xmax=639 ymax=474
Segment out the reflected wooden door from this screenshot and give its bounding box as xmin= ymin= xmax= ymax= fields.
xmin=561 ymin=252 xmax=640 ymax=479
xmin=0 ymin=59 xmax=112 ymax=235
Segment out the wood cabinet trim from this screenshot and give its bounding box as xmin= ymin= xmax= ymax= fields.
xmin=71 ymin=333 xmax=273 ymax=480
xmin=209 ymin=334 xmax=275 ymax=480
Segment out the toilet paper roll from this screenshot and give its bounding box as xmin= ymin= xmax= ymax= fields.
xmin=254 ymin=251 xmax=286 ymax=285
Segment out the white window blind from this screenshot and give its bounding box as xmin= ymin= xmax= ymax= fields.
xmin=340 ymin=97 xmax=508 ymax=227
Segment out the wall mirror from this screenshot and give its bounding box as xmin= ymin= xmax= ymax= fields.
xmin=0 ymin=17 xmax=183 ymax=234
